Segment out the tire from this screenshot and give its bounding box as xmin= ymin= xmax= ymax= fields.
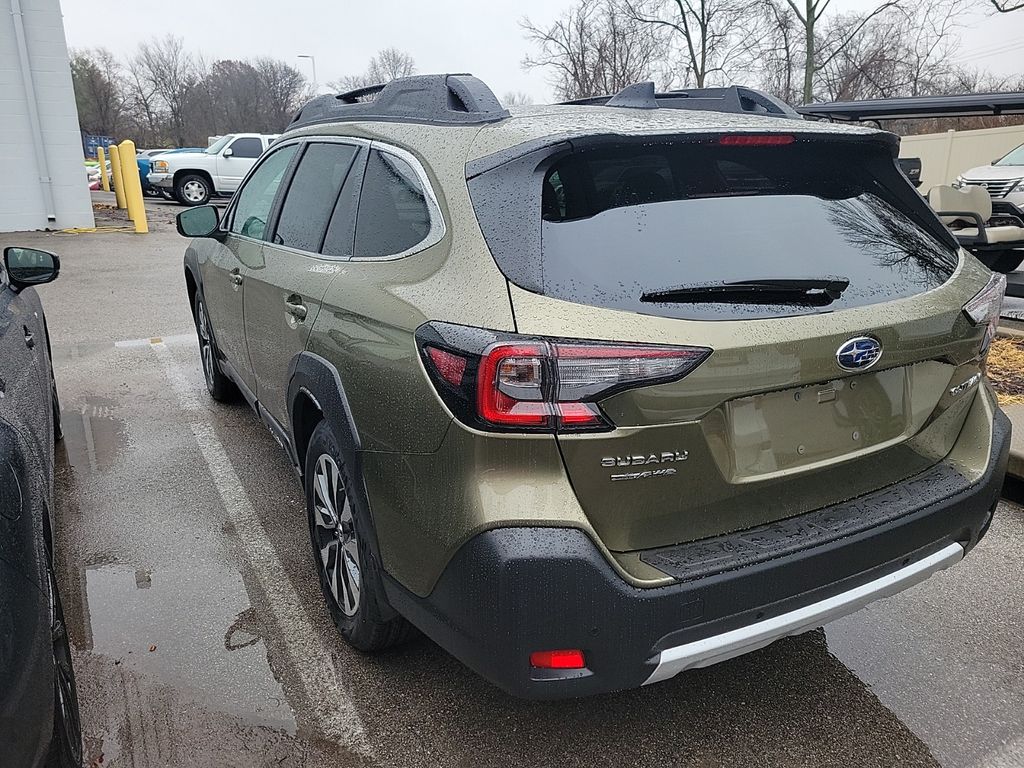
xmin=174 ymin=173 xmax=211 ymax=206
xmin=193 ymin=291 xmax=236 ymax=402
xmin=979 ymin=250 xmax=1024 ymax=274
xmin=45 ymin=571 xmax=82 ymax=768
xmin=51 ymin=372 xmax=63 ymax=443
xmin=305 ymin=420 xmax=414 ymax=651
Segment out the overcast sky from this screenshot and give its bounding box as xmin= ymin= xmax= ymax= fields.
xmin=61 ymin=0 xmax=1024 ymax=103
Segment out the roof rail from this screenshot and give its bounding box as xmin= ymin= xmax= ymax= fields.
xmin=289 ymin=73 xmax=511 ymax=129
xmin=562 ymin=84 xmax=801 ymax=119
xmin=796 ymin=92 xmax=1024 ymax=122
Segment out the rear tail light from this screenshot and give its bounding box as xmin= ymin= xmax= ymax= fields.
xmin=963 ymin=272 xmax=1006 ymax=355
xmin=417 ymin=322 xmax=711 ymax=433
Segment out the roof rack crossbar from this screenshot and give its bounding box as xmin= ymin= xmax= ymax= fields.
xmin=559 ymin=84 xmax=801 ymax=119
xmin=290 ymin=73 xmax=511 ymax=129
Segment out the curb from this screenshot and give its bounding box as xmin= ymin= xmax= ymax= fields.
xmin=993 ymin=325 xmax=1024 ymax=481
xmin=1001 ymin=403 xmax=1024 ymax=482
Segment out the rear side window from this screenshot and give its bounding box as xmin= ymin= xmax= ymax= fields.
xmin=355 ymin=150 xmax=432 ymax=257
xmin=230 ymin=144 xmax=297 ymax=240
xmin=472 ymin=137 xmax=960 ymax=321
xmin=229 ymin=137 xmax=263 ymax=158
xmin=274 ymin=143 xmax=360 ymax=253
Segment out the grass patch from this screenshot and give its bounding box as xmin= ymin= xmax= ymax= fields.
xmin=986 ymin=336 xmax=1024 ymax=406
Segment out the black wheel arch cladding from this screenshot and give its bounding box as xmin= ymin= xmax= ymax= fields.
xmin=287 ymin=352 xmax=392 ymax=583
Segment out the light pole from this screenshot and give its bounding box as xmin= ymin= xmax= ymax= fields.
xmin=297 ymin=54 xmax=317 ymax=94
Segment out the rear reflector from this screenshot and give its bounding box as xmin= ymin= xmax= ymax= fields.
xmin=719 ymin=134 xmax=795 ymax=146
xmin=530 ymin=649 xmax=586 ymax=669
xmin=426 ymin=346 xmax=467 ymax=387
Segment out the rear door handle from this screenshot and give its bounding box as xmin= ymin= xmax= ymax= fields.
xmin=284 ymin=296 xmax=307 ymax=322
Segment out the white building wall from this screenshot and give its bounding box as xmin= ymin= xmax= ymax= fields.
xmin=900 ymin=124 xmax=1024 ymax=192
xmin=0 ymin=0 xmax=94 ymax=232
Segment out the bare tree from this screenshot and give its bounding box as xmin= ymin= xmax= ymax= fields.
xmin=367 ymin=48 xmax=417 ymax=82
xmin=70 ymin=47 xmax=125 ymax=136
xmin=783 ymin=0 xmax=905 ymax=103
xmin=813 ymin=0 xmax=968 ymax=102
xmin=131 ymin=37 xmax=206 ymax=146
xmin=328 ymin=48 xmax=417 ymax=91
xmin=624 ymin=0 xmax=766 ymax=88
xmin=254 ymin=57 xmax=311 ymax=129
xmin=522 ymin=0 xmax=665 ymax=100
xmin=987 ymin=0 xmax=1024 ymax=10
xmin=757 ymin=1 xmax=800 ymax=103
xmin=503 ymin=91 xmax=534 ymax=106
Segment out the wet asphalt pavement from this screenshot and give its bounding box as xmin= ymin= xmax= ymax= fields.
xmin=5 ymin=200 xmax=1024 ymax=768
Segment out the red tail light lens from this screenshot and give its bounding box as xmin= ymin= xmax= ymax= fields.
xmin=719 ymin=134 xmax=795 ymax=146
xmin=420 ymin=325 xmax=711 ymax=433
xmin=530 ymin=649 xmax=586 ymax=669
xmin=477 ymin=343 xmax=549 ymax=426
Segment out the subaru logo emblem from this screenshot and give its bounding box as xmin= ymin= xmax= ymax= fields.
xmin=836 ymin=337 xmax=882 ymax=371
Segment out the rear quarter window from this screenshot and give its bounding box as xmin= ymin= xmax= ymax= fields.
xmin=354 ymin=149 xmax=433 ymax=258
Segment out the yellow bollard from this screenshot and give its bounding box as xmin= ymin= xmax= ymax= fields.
xmin=117 ymin=140 xmax=136 ymax=222
xmin=118 ymin=139 xmax=148 ymax=234
xmin=108 ymin=143 xmax=127 ymax=210
xmin=97 ymin=145 xmax=110 ymax=192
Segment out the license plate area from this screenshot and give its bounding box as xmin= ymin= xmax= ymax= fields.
xmin=719 ymin=367 xmax=909 ymax=482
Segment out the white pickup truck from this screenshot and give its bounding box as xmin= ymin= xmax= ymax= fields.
xmin=148 ymin=133 xmax=278 ymax=205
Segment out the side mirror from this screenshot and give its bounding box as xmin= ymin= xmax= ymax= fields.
xmin=176 ymin=205 xmax=221 ymax=238
xmin=223 ymin=147 xmax=234 ymax=158
xmin=3 ymin=247 xmax=59 ymax=287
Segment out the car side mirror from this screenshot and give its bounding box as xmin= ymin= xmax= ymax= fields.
xmin=3 ymin=247 xmax=59 ymax=288
xmin=223 ymin=147 xmax=233 ymax=158
xmin=176 ymin=205 xmax=222 ymax=238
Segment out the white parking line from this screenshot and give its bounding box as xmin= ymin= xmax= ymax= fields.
xmin=115 ymin=332 xmax=195 ymax=349
xmin=150 ymin=340 xmax=372 ymax=756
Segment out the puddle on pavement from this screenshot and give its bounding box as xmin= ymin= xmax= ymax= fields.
xmin=60 ymin=396 xmax=126 ymax=474
xmin=83 ymin=563 xmax=295 ymax=733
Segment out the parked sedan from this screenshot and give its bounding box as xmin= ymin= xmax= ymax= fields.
xmin=0 ymin=247 xmax=81 ymax=767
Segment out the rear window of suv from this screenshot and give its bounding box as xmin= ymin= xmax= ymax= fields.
xmin=470 ymin=136 xmax=960 ymax=321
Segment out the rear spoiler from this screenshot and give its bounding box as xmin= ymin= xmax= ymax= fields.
xmin=466 ymin=130 xmax=900 ymax=180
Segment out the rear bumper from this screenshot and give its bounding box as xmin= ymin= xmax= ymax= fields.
xmin=384 ymin=410 xmax=1010 ymax=699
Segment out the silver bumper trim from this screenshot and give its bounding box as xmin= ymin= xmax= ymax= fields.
xmin=644 ymin=541 xmax=965 ymax=686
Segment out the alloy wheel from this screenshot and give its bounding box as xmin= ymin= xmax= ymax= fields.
xmin=50 ymin=577 xmax=82 ymax=766
xmin=311 ymin=454 xmax=361 ymax=616
xmin=196 ymin=299 xmax=215 ymax=390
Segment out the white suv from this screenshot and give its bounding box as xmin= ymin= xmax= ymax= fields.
xmin=148 ymin=133 xmax=278 ymax=205
xmin=955 ymin=143 xmax=1024 ymax=222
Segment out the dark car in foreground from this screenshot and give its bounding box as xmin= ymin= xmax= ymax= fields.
xmin=0 ymin=247 xmax=81 ymax=766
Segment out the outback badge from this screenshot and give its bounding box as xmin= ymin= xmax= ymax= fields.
xmin=836 ymin=336 xmax=882 ymax=371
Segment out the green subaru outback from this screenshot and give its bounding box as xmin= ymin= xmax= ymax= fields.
xmin=177 ymin=74 xmax=1010 ymax=698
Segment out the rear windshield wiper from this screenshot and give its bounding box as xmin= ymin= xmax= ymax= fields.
xmin=640 ymin=277 xmax=850 ymax=306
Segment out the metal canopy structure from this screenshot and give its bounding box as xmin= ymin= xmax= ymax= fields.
xmin=796 ymin=92 xmax=1024 ymax=122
